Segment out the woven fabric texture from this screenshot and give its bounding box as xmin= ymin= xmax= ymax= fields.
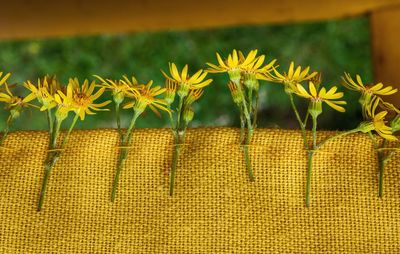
xmin=0 ymin=128 xmax=399 ymax=253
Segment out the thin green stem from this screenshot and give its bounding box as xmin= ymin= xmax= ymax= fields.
xmin=176 ymin=96 xmax=185 ymax=131
xmin=169 ymin=130 xmax=182 ymax=196
xmin=288 ymin=93 xmax=308 ymax=149
xmin=169 ymin=93 xmax=188 ymax=196
xmin=37 ymin=117 xmax=63 ymax=211
xmin=252 ymin=90 xmax=259 ymax=128
xmin=239 ymin=106 xmax=245 ymax=144
xmin=60 ymin=114 xmax=79 ymax=150
xmin=243 ymin=105 xmax=255 ymax=181
xmin=115 ymin=103 xmax=123 ymax=142
xmin=312 ymin=116 xmax=317 ymax=149
xmin=248 ymin=88 xmax=253 ymax=118
xmin=37 ymin=155 xmax=59 ymax=211
xmin=0 ymin=114 xmax=13 ymax=146
xmin=305 ymin=150 xmax=314 ymax=208
xmin=316 ymin=128 xmax=360 ymax=150
xmin=47 ymin=109 xmax=54 ymax=141
xmin=111 ymin=111 xmax=140 ymax=202
xmin=305 ymin=115 xmax=318 ymax=208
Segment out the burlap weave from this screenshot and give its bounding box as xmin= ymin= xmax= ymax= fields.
xmin=0 ymin=128 xmax=399 ymax=253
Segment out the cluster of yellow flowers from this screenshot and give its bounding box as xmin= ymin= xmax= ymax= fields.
xmin=0 ymin=48 xmax=399 ymax=210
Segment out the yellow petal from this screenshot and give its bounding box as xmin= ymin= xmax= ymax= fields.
xmin=325 ymin=100 xmax=346 ymax=112
xmin=309 ymin=82 xmax=317 ymax=98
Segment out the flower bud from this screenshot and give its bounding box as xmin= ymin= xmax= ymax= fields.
xmin=359 ymin=93 xmax=372 ymax=107
xmin=228 ymin=68 xmax=241 ymax=85
xmin=133 ymin=99 xmax=147 ymax=116
xmin=283 ymin=81 xmax=296 ymax=94
xmin=113 ymin=90 xmax=125 ymax=105
xmin=177 ymin=82 xmax=189 ymax=98
xmin=164 ymin=90 xmax=176 ymax=105
xmin=357 ymin=121 xmax=375 ymax=133
xmin=243 ymin=73 xmax=259 ymax=91
xmin=183 ymin=107 xmax=194 ymax=123
xmin=55 ymin=107 xmax=69 ymax=122
xmin=308 ymin=100 xmax=322 ymax=119
xmin=228 ymin=82 xmax=243 ymax=105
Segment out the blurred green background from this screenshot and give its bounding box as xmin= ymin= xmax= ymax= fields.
xmin=0 ymin=16 xmax=371 ymax=131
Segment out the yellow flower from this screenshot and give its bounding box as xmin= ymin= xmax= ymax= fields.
xmin=240 ymin=53 xmax=277 ymax=75
xmin=207 ymin=49 xmax=258 ymax=72
xmin=162 ymin=63 xmax=212 ymax=97
xmin=0 ymin=72 xmax=11 ymax=86
xmin=365 ymin=97 xmax=397 ymax=141
xmin=24 ymin=75 xmax=61 ymax=111
xmin=295 ymin=81 xmax=346 ymax=117
xmin=123 ymin=80 xmax=170 ymax=117
xmin=56 ymin=78 xmax=111 ymax=120
xmin=263 ymin=62 xmax=317 ymax=93
xmin=164 ymin=79 xmax=178 ymax=105
xmin=341 ymin=73 xmax=397 ymax=105
xmin=206 ymin=49 xmax=260 ymax=84
xmin=0 ymin=80 xmax=36 ymax=118
xmin=94 ymin=74 xmax=140 ymax=104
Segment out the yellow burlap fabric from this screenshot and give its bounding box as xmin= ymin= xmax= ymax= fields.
xmin=0 ymin=128 xmax=399 ymax=253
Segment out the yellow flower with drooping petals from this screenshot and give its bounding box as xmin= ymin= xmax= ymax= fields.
xmin=56 ymin=78 xmax=111 ymax=120
xmin=263 ymin=62 xmax=317 ymax=93
xmin=123 ymin=80 xmax=170 ymax=117
xmin=207 ymin=49 xmax=262 ymax=84
xmin=94 ymin=74 xmax=140 ymax=105
xmin=0 ymin=77 xmax=36 ymax=118
xmin=295 ymin=81 xmax=346 ymax=117
xmin=342 ymin=73 xmax=397 ymax=96
xmin=24 ymin=75 xmax=61 ymax=111
xmin=364 ymin=97 xmax=398 ymax=141
xmin=341 ymin=73 xmax=397 ymax=108
xmin=162 ymin=63 xmax=212 ymax=98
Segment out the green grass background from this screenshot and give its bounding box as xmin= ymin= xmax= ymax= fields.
xmin=0 ymin=16 xmax=372 ymax=131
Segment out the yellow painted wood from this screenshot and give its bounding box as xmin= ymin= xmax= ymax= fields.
xmin=370 ymin=5 xmax=400 ymax=105
xmin=0 ymin=0 xmax=399 ymax=40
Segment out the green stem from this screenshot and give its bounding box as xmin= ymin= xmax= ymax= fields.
xmin=0 ymin=114 xmax=13 ymax=146
xmin=288 ymin=93 xmax=308 ymax=149
xmin=305 ymin=115 xmax=318 ymax=208
xmin=37 ymin=154 xmax=59 ymax=211
xmin=305 ymin=150 xmax=314 ymax=208
xmin=115 ymin=103 xmax=123 ymax=142
xmin=239 ymin=106 xmax=245 ymax=144
xmin=378 ymin=150 xmax=385 ymax=198
xmin=235 ymin=82 xmax=255 ymax=181
xmin=169 ymin=133 xmax=181 ymax=196
xmin=47 ymin=109 xmax=54 ymax=141
xmin=252 ymin=90 xmax=259 ymax=128
xmin=111 ymin=111 xmax=140 ymax=202
xmin=60 ymin=114 xmax=79 ymax=150
xmin=316 ymin=128 xmax=360 ymax=150
xmin=37 ymin=117 xmax=63 ymax=211
xmin=243 ymin=111 xmax=255 ymax=181
xmin=312 ymin=116 xmax=317 ymax=149
xmin=169 ymin=94 xmax=188 ymax=196
xmin=248 ymin=88 xmax=253 ymax=118
xmin=176 ymin=96 xmax=185 ymax=131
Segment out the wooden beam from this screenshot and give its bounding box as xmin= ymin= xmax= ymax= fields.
xmin=370 ymin=5 xmax=400 ymax=106
xmin=1 ymin=0 xmax=400 ymax=40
